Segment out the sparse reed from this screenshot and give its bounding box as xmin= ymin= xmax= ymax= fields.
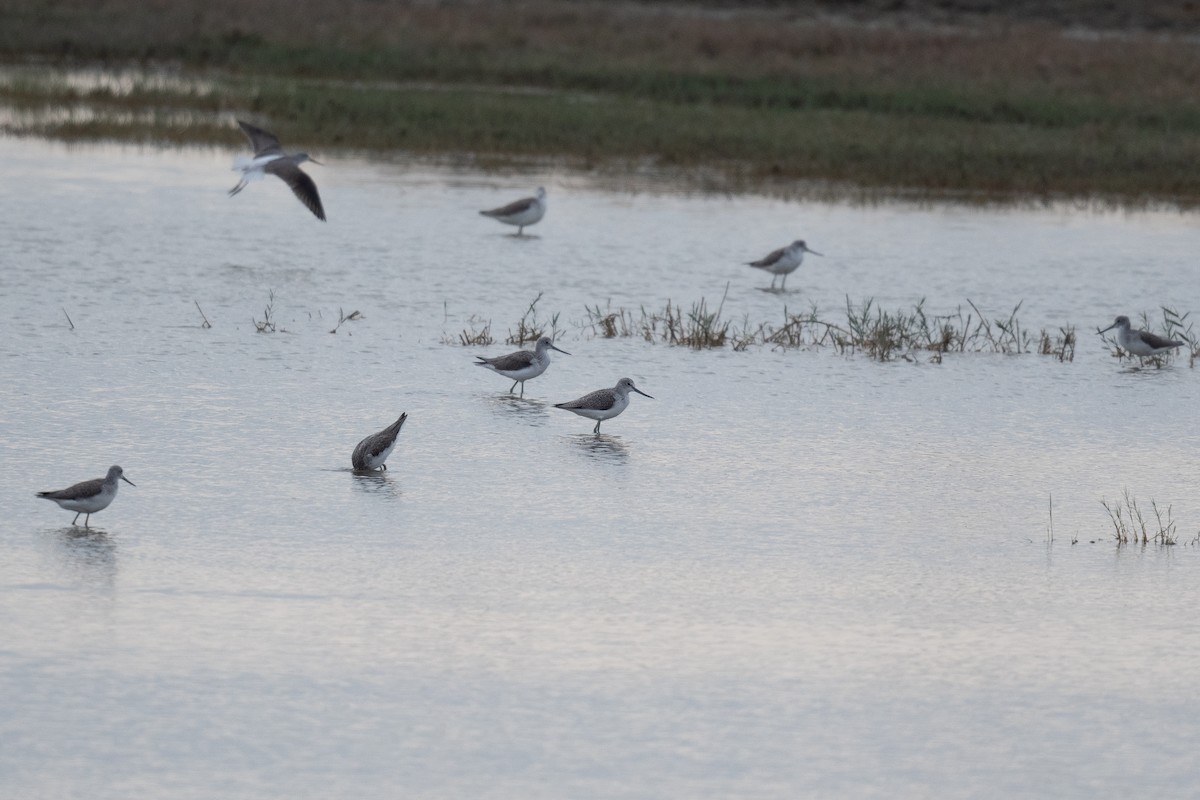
xmin=194 ymin=300 xmax=212 ymax=329
xmin=253 ymin=289 xmax=278 ymax=333
xmin=506 ymin=292 xmax=561 ymax=346
xmin=329 ymin=307 xmax=362 ymax=334
xmin=1102 ymin=490 xmax=1177 ymax=546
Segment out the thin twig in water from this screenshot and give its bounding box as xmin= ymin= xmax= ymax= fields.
xmin=329 ymin=307 xmax=363 ymax=334
xmin=194 ymin=300 xmax=212 ymax=329
xmin=61 ymin=307 xmax=74 ymax=330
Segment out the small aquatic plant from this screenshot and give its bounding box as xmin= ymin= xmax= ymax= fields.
xmin=506 ymin=292 xmax=561 ymax=346
xmin=194 ymin=300 xmax=212 ymax=329
xmin=329 ymin=307 xmax=362 ymax=334
xmin=253 ymin=289 xmax=278 ymax=333
xmin=1102 ymin=490 xmax=1177 ymax=546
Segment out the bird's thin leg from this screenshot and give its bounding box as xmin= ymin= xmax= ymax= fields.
xmin=780 ymin=273 xmax=788 ymax=291
xmin=228 ymin=179 xmax=248 ymax=197
xmin=770 ymin=275 xmax=778 ymax=290
xmin=72 ymin=512 xmax=81 ymax=525
xmin=509 ymin=380 xmax=518 ymax=394
xmin=84 ymin=513 xmax=90 ymax=528
xmin=519 ymin=381 xmax=525 ymax=398
xmin=593 ymin=420 xmax=601 ymax=434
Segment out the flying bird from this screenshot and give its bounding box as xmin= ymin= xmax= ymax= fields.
xmin=230 ymin=119 xmax=326 ymax=221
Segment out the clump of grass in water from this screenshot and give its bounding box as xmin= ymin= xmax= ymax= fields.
xmin=253 ymin=289 xmax=279 ymax=333
xmin=506 ymin=292 xmax=561 ymax=346
xmin=444 ymin=316 xmax=493 ymax=346
xmin=583 ymin=295 xmax=1075 ymax=362
xmin=1102 ymin=490 xmax=1177 ymax=546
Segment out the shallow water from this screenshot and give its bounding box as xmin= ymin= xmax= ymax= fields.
xmin=2 ymin=136 xmax=1200 ymax=799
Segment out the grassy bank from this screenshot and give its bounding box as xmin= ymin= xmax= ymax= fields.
xmin=5 ymin=1 xmax=1200 ymax=203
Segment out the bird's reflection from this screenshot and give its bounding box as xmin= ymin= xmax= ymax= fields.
xmin=566 ymin=433 xmax=630 ymax=464
xmin=350 ymin=468 xmax=401 ymax=497
xmin=486 ymin=394 xmax=549 ymax=425
xmin=53 ymin=527 xmax=117 ymax=592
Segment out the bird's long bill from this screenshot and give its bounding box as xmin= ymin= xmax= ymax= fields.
xmin=1098 ymin=322 xmax=1117 ymax=334
xmin=551 ymin=344 xmax=571 ymax=355
xmin=806 ymin=247 xmax=825 ymax=256
xmin=121 ymin=475 xmax=136 ymax=487
xmin=309 ymin=158 xmax=324 ymax=166
xmin=633 ymin=387 xmax=654 ymax=399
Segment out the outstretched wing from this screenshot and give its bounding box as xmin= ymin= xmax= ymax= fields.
xmin=237 ymin=120 xmax=284 ymax=157
xmin=266 ymin=160 xmax=326 ymax=221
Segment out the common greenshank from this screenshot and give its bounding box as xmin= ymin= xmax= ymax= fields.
xmin=475 ymin=336 xmax=569 ymax=397
xmin=555 ymin=377 xmax=652 ymax=434
xmin=480 ymin=187 xmax=546 ymax=235
xmin=1099 ymin=315 xmax=1185 ymax=360
xmin=230 ymin=119 xmax=326 ymax=221
xmin=36 ymin=465 xmax=134 ymax=527
xmin=352 ymin=413 xmax=407 ymax=471
xmin=746 ymin=240 xmax=822 ymax=290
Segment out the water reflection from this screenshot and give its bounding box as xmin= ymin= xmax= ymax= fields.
xmin=350 ymin=469 xmax=401 ymax=498
xmin=485 ymin=394 xmax=550 ymax=424
xmin=51 ymin=527 xmax=117 ymax=592
xmin=566 ymin=433 xmax=630 ymax=464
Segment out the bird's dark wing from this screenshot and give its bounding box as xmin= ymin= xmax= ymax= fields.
xmin=352 ymin=413 xmax=407 ymax=468
xmin=555 ymin=388 xmax=616 ymax=411
xmin=481 ymin=196 xmax=536 ymax=218
xmin=266 ymin=160 xmax=326 ymax=221
xmin=37 ymin=477 xmax=103 ymax=500
xmin=237 ymin=120 xmax=284 ymax=157
xmin=748 ymin=247 xmax=785 ymax=268
xmin=476 ymin=350 xmax=535 ymax=371
xmin=1137 ymin=330 xmax=1183 ymax=350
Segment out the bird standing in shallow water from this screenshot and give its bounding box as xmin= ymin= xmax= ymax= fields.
xmin=555 ymin=377 xmax=653 ymax=434
xmin=352 ymin=413 xmax=407 ymax=471
xmin=479 ymin=187 xmax=546 ymax=235
xmin=475 ymin=336 xmax=570 ymax=397
xmin=37 ymin=465 xmax=135 ymax=527
xmin=230 ymin=119 xmax=326 ymax=221
xmin=746 ymin=239 xmax=822 ymax=291
xmin=1099 ymin=315 xmax=1184 ymax=363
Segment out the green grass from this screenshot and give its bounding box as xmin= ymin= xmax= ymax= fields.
xmin=7 ymin=1 xmax=1200 ymax=202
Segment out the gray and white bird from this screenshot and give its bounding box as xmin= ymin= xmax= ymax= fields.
xmin=746 ymin=239 xmax=822 ymax=291
xmin=475 ymin=336 xmax=570 ymax=397
xmin=1099 ymin=315 xmax=1185 ymax=360
xmin=555 ymin=377 xmax=652 ymax=434
xmin=479 ymin=187 xmax=546 ymax=235
xmin=36 ymin=465 xmax=135 ymax=527
xmin=352 ymin=413 xmax=407 ymax=471
xmin=230 ymin=119 xmax=326 ymax=221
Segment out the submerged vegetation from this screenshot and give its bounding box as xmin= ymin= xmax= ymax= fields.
xmin=1102 ymin=491 xmax=1180 ymax=546
xmin=6 ymin=1 xmax=1200 ymax=202
xmin=584 ymin=294 xmax=1081 ymax=362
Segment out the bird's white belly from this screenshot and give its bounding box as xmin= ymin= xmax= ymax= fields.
xmin=497 ymin=204 xmax=545 ymax=226
xmin=764 ymin=257 xmax=802 ymax=275
xmin=364 ymin=440 xmax=397 ymax=469
xmin=488 ymin=360 xmax=548 ymax=381
xmin=55 ymin=489 xmax=115 ymax=514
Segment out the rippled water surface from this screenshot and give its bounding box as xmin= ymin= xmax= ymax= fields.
xmin=3 ymin=136 xmax=1200 ymax=799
